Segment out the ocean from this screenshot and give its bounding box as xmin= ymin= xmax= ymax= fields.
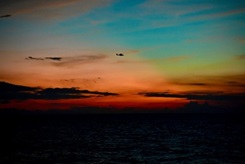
xmin=1 ymin=114 xmax=244 ymax=163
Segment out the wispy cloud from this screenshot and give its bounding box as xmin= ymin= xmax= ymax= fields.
xmin=0 ymin=0 xmax=113 ymax=21
xmin=51 ymin=54 xmax=107 ymax=67
xmin=188 ymin=7 xmax=245 ymax=23
xmin=140 ymin=0 xmax=213 ymax=17
xmin=139 ymin=91 xmax=245 ymax=101
xmin=26 ymin=56 xmax=44 ymax=60
xmin=116 ymin=55 xmax=191 ymax=64
xmin=134 ymin=0 xmax=245 ymax=31
xmin=25 ymin=54 xmax=107 ymax=66
xmin=174 ymin=82 xmax=208 ymax=86
xmin=26 ymin=56 xmax=63 ymax=61
xmin=0 ymin=81 xmax=119 ymax=101
xmin=170 ymin=74 xmax=245 ymax=89
xmin=234 ymin=54 xmax=245 ymax=60
xmin=226 ymin=81 xmax=245 ymax=88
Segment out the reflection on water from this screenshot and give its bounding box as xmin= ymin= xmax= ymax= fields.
xmin=1 ymin=114 xmax=244 ymax=163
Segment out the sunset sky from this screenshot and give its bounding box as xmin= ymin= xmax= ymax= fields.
xmin=0 ymin=0 xmax=245 ymax=111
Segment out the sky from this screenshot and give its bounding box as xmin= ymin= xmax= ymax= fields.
xmin=0 ymin=0 xmax=245 ymax=112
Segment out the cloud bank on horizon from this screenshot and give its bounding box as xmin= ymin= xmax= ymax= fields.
xmin=0 ymin=81 xmax=119 ymax=100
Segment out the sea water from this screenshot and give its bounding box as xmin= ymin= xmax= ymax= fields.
xmin=1 ymin=114 xmax=244 ymax=163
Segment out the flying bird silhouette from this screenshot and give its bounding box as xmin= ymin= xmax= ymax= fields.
xmin=116 ymin=53 xmax=124 ymax=56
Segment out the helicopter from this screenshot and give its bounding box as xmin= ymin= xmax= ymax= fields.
xmin=116 ymin=53 xmax=124 ymax=56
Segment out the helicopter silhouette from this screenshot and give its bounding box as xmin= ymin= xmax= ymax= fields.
xmin=116 ymin=53 xmax=124 ymax=56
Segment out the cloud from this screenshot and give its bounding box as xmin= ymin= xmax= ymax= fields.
xmin=226 ymin=81 xmax=245 ymax=88
xmin=169 ymin=78 xmax=209 ymax=86
xmin=135 ymin=0 xmax=245 ymax=32
xmin=179 ymin=83 xmax=207 ymax=86
xmin=38 ymin=87 xmax=89 ymax=100
xmin=25 ymin=54 xmax=107 ymax=66
xmin=140 ymin=0 xmax=213 ymax=17
xmin=207 ymin=8 xmax=245 ymax=19
xmin=0 ymin=81 xmax=119 ymax=101
xmin=45 ymin=57 xmax=62 ymax=61
xmin=170 ymin=74 xmax=245 ymax=90
xmin=0 ymin=0 xmax=113 ymax=21
xmin=25 ymin=56 xmax=44 ymax=60
xmin=234 ymin=54 xmax=245 ymax=60
xmin=116 ymin=55 xmax=191 ymax=65
xmin=26 ymin=56 xmax=62 ymax=61
xmin=185 ymin=7 xmax=245 ymax=24
xmin=139 ymin=91 xmax=245 ymax=101
xmin=0 ymin=14 xmax=11 ymax=18
xmin=49 ymin=54 xmax=107 ymax=67
xmin=0 ymin=81 xmax=41 ymax=100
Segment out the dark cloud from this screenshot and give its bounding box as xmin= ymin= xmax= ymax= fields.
xmin=0 ymin=81 xmax=39 ymax=92
xmin=0 ymin=14 xmax=11 ymax=18
xmin=174 ymin=82 xmax=207 ymax=86
xmin=26 ymin=56 xmax=62 ymax=61
xmin=171 ymin=74 xmax=245 ymax=90
xmin=38 ymin=87 xmax=89 ymax=100
xmin=139 ymin=91 xmax=245 ymax=101
xmin=37 ymin=88 xmax=118 ymax=99
xmin=0 ymin=81 xmax=41 ymax=100
xmin=78 ymin=89 xmax=118 ymax=96
xmin=227 ymin=81 xmax=238 ymax=84
xmin=49 ymin=54 xmax=108 ymax=67
xmin=0 ymin=81 xmax=119 ymax=101
xmin=45 ymin=57 xmax=62 ymax=61
xmin=188 ymin=83 xmax=207 ymax=86
xmin=25 ymin=56 xmax=44 ymax=60
xmin=25 ymin=54 xmax=107 ymax=66
xmin=227 ymin=81 xmax=245 ymax=88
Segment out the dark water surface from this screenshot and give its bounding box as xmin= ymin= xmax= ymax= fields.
xmin=1 ymin=114 xmax=244 ymax=163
